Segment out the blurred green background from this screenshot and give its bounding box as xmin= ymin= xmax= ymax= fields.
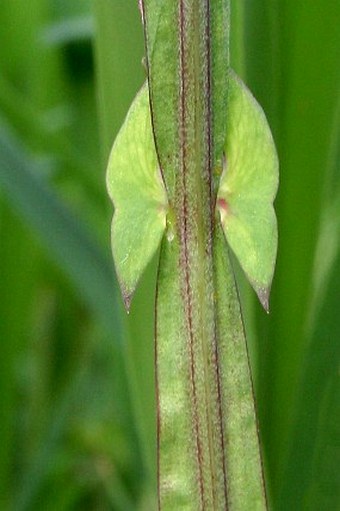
xmin=0 ymin=1 xmax=339 ymax=509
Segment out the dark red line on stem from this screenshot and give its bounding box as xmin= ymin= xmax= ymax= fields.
xmin=204 ymin=0 xmax=213 ymax=215
xmin=179 ymin=0 xmax=205 ymax=508
xmin=203 ymin=1 xmax=229 ymax=507
xmin=154 ymin=249 xmax=162 ymax=511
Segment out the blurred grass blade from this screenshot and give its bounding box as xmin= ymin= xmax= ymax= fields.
xmin=93 ymin=0 xmax=158 ymax=501
xmin=241 ymin=1 xmax=340 ymax=501
xmin=279 ymin=102 xmax=340 ymax=509
xmin=280 ymin=197 xmax=340 ymax=509
xmin=0 ymin=120 xmax=121 ymax=337
xmin=309 ymin=100 xmax=340 ymax=322
xmin=15 ymin=350 xmax=135 ymax=511
xmin=93 ymin=0 xmax=145 ymax=159
xmin=0 ymin=76 xmax=105 ymax=203
xmin=42 ymin=15 xmax=94 ymax=47
xmin=0 ymin=206 xmax=39 ymax=508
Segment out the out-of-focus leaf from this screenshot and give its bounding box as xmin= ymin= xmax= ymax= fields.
xmin=279 ymin=192 xmax=340 ymax=509
xmin=0 ymin=206 xmax=39 ymax=508
xmin=93 ymin=0 xmax=145 ymax=158
xmin=94 ymin=0 xmax=158 ymax=497
xmin=279 ymin=102 xmax=340 ymax=509
xmin=0 ymin=120 xmax=121 ymax=338
xmin=241 ymin=1 xmax=340 ymax=500
xmin=42 ymin=16 xmax=94 ymax=47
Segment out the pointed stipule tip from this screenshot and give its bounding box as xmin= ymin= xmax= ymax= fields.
xmin=256 ymin=287 xmax=271 ymax=314
xmin=119 ymin=280 xmax=134 ymax=313
xmin=123 ymin=292 xmax=132 ymax=314
xmin=117 ymin=274 xmax=137 ymax=313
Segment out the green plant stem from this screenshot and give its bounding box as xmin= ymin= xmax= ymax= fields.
xmin=143 ymin=0 xmax=267 ymax=508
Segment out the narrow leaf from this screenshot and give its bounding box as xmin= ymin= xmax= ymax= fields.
xmin=280 ymin=206 xmax=340 ymax=509
xmin=106 ymin=83 xmax=167 ymax=309
xmin=217 ymin=71 xmax=279 ymax=310
xmin=0 ymin=120 xmax=120 ymax=336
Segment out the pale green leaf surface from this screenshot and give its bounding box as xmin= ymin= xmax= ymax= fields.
xmin=218 ymin=72 xmax=278 ymax=310
xmin=106 ymin=83 xmax=167 ymax=308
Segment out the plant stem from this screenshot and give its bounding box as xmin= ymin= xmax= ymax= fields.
xmin=143 ymin=0 xmax=267 ymax=508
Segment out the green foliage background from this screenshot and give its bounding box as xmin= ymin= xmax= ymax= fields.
xmin=0 ymin=1 xmax=338 ymax=509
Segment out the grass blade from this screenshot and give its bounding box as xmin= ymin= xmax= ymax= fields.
xmin=0 ymin=121 xmax=122 ymax=337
